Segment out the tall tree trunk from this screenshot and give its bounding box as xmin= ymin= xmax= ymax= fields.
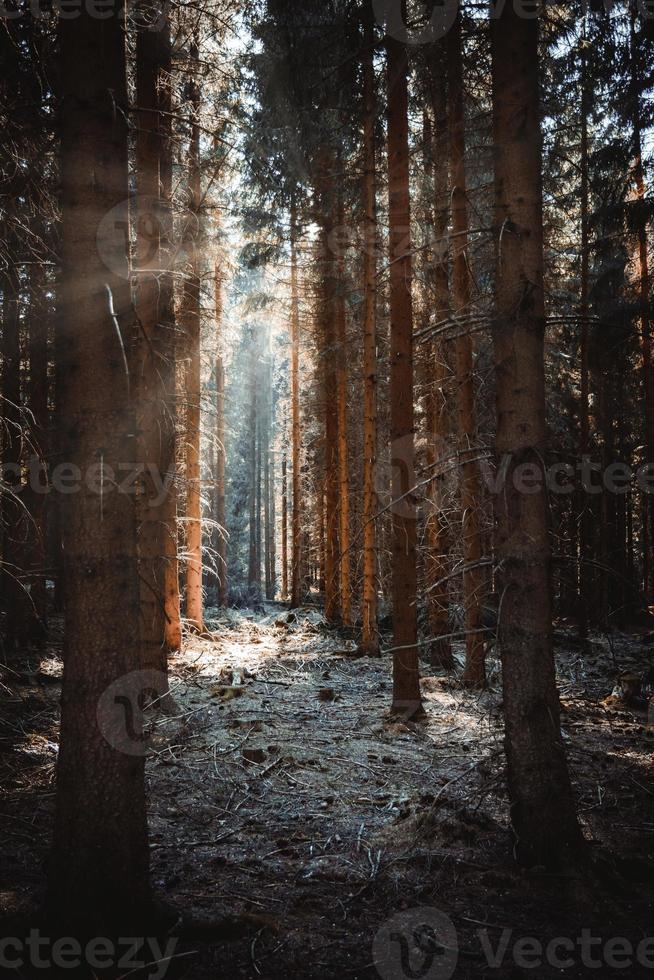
xmin=159 ymin=32 xmax=182 ymax=652
xmin=248 ymin=333 xmax=259 ymax=592
xmin=263 ymin=343 xmax=273 ymax=600
xmin=360 ymin=0 xmax=379 ymax=655
xmin=214 ymin=263 xmax=227 ymax=605
xmin=386 ymin=27 xmax=422 ymax=716
xmin=335 ymin=182 xmax=352 ymax=625
xmin=48 ymin=1 xmax=152 ymax=929
xmin=425 ymin=46 xmax=454 ymax=669
xmin=281 ymin=450 xmax=288 ymax=598
xmin=290 ymin=201 xmax=302 ymax=608
xmin=317 ymin=160 xmax=341 ymax=623
xmin=256 ymin=398 xmax=262 ymax=584
xmin=182 ymin=40 xmax=204 ymax=632
xmin=447 ymin=12 xmax=485 ymax=687
xmin=491 ymin=5 xmax=582 ymax=867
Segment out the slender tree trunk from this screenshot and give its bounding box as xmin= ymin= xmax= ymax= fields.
xmin=318 ymin=487 xmax=326 ymax=596
xmin=335 ymin=183 xmax=352 ymax=625
xmin=425 ymin=47 xmax=454 ymax=669
xmin=263 ymin=347 xmax=273 ymax=600
xmin=268 ymin=350 xmax=276 ymax=598
xmin=360 ymin=0 xmax=379 ymax=655
xmin=386 ymin=27 xmax=423 ymax=716
xmin=214 ymin=264 xmax=227 ymax=605
xmin=48 ymin=1 xmax=152 ymax=929
xmin=248 ymin=334 xmax=258 ymax=592
xmin=182 ymin=40 xmax=204 ymax=632
xmin=491 ymin=5 xmax=582 ymax=867
xmin=447 ymin=12 xmax=485 ymax=687
xmin=317 ymin=160 xmax=341 ymax=623
xmin=290 ymin=202 xmax=302 ymax=607
xmin=159 ymin=33 xmax=182 ymax=652
xmin=255 ymin=402 xmax=262 ymax=586
xmin=281 ymin=450 xmax=288 ymax=598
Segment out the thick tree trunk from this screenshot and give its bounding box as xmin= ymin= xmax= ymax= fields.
xmin=360 ymin=0 xmax=379 ymax=655
xmin=182 ymin=41 xmax=204 ymax=632
xmin=386 ymin=30 xmax=422 ymax=716
xmin=48 ymin=1 xmax=152 ymax=929
xmin=290 ymin=202 xmax=302 ymax=608
xmin=447 ymin=13 xmax=485 ymax=687
xmin=491 ymin=5 xmax=582 ymax=867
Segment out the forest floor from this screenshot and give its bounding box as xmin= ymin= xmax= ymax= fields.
xmin=2 ymin=604 xmax=654 ymax=978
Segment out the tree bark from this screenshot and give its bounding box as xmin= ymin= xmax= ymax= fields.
xmin=447 ymin=12 xmax=485 ymax=687
xmin=425 ymin=46 xmax=454 ymax=669
xmin=48 ymin=0 xmax=152 ymax=929
xmin=159 ymin=34 xmax=182 ymax=653
xmin=360 ymin=0 xmax=379 ymax=655
xmin=214 ymin=263 xmax=227 ymax=605
xmin=386 ymin=27 xmax=422 ymax=717
xmin=290 ymin=201 xmax=302 ymax=608
xmin=182 ymin=40 xmax=204 ymax=632
xmin=335 ymin=181 xmax=352 ymax=625
xmin=316 ymin=158 xmax=341 ymax=623
xmin=490 ymin=4 xmax=582 ymax=867
xmin=281 ymin=450 xmax=288 ymax=598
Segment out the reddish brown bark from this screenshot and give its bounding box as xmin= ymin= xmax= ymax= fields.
xmin=491 ymin=5 xmax=582 ymax=866
xmin=386 ymin=30 xmax=422 ymax=716
xmin=360 ymin=0 xmax=379 ymax=655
